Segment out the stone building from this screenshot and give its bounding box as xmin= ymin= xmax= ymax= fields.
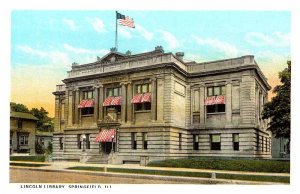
xmin=10 ymin=111 xmax=37 ymax=155
xmin=52 ymin=46 xmax=271 ymax=164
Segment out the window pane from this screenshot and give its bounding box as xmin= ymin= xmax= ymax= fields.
xmin=221 ymin=86 xmax=226 ymax=95
xmin=137 ymin=85 xmax=141 ymax=94
xmin=88 ymin=91 xmax=93 ymax=99
xmin=148 ymin=84 xmax=152 ymax=93
xmin=113 ymin=88 xmax=119 ymax=96
xmin=212 ymin=134 xmax=220 ymax=142
xmin=84 ymin=92 xmax=88 ymax=99
xmin=143 ymin=133 xmax=148 ymax=141
xmin=194 ymin=90 xmax=200 ymax=112
xmin=119 ymin=87 xmax=122 ymax=96
xmin=214 ymin=87 xmax=220 ymax=96
xmin=207 ymin=87 xmax=213 ymax=96
xmin=142 ymin=84 xmax=148 ymax=93
xmin=217 ymin=104 xmax=225 ymax=112
xmin=207 ymin=105 xmax=215 ymax=113
xmin=108 ymin=88 xmax=113 ymax=96
xmin=233 ymin=134 xmax=239 ymax=142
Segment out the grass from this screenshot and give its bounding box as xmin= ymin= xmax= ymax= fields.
xmin=147 ymin=157 xmax=290 ymax=173
xmin=68 ymin=166 xmax=105 ymax=171
xmin=107 ymin=168 xmax=211 ymax=178
xmin=10 ymin=155 xmax=45 ymax=162
xmin=10 ymin=162 xmax=50 ymax=167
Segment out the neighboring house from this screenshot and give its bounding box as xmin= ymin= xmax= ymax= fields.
xmin=36 ymin=131 xmax=53 ymax=149
xmin=10 ymin=111 xmax=38 ymax=155
xmin=53 ymin=46 xmax=271 ymax=164
xmin=272 ymin=137 xmax=290 ymax=159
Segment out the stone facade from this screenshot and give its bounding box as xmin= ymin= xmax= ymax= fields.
xmin=53 ymin=47 xmax=271 ymax=164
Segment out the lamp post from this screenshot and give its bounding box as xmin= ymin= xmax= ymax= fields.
xmin=111 ymin=135 xmax=114 ymax=153
xmin=81 ymin=134 xmax=86 ymax=152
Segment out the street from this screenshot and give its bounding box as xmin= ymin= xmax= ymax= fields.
xmin=10 ymin=168 xmax=187 ymax=184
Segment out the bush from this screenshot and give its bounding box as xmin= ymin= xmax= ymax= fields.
xmin=35 ymin=142 xmax=45 ymax=154
xmin=10 ymin=155 xmax=45 ymax=162
xmin=147 ymin=157 xmax=290 ymax=173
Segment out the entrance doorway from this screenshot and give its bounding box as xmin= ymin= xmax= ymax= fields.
xmin=101 ymin=142 xmax=115 ymax=154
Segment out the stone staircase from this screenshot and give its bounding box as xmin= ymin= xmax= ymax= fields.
xmin=85 ymin=154 xmax=109 ymax=164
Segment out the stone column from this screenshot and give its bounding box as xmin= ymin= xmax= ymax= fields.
xmin=226 ymin=82 xmax=232 ymax=125
xmin=127 ymin=82 xmax=133 ymax=123
xmin=74 ymin=89 xmax=80 ymax=126
xmin=121 ymin=83 xmax=127 ymax=123
xmin=94 ymin=86 xmax=99 ymax=122
xmin=99 ymin=85 xmax=104 ymax=121
xmin=199 ymin=84 xmax=205 ymax=125
xmin=151 ymin=78 xmax=157 ymax=121
xmin=67 ymin=90 xmax=74 ymax=127
xmin=255 ymin=86 xmax=260 ymax=126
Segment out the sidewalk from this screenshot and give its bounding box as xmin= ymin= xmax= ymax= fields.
xmin=10 ymin=160 xmax=290 ymax=184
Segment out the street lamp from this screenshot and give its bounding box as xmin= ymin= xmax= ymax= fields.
xmin=111 ymin=135 xmax=114 ymax=153
xmin=81 ymin=134 xmax=86 ymax=152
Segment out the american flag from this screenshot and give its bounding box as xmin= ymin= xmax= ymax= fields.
xmin=117 ymin=12 xmax=135 ymax=28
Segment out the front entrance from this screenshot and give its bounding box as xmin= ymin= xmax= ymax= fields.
xmin=101 ymin=142 xmax=116 ymax=154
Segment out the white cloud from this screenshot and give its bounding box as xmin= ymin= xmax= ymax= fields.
xmin=159 ymin=30 xmax=180 ymax=50
xmin=135 ymin=24 xmax=153 ymax=41
xmin=86 ymin=17 xmax=105 ymax=33
xmin=16 ymin=45 xmax=47 ymax=58
xmin=118 ymin=27 xmax=132 ymax=39
xmin=62 ymin=19 xmax=77 ymax=31
xmin=63 ymin=43 xmax=109 ymax=55
xmin=192 ymin=35 xmax=239 ymax=58
xmin=245 ymin=32 xmax=290 ymax=47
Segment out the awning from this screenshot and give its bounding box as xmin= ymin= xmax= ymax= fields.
xmin=131 ymin=94 xmax=143 ymax=104
xmin=95 ymin=129 xmax=116 ymax=142
xmin=103 ymin=96 xmax=113 ymax=106
xmin=204 ymin=95 xmax=225 ymax=105
xmin=78 ymin=99 xmax=94 ymax=108
xmin=141 ymin=93 xmax=151 ymax=103
xmin=111 ymin=96 xmax=122 ymax=106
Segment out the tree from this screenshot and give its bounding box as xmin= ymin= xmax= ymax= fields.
xmin=30 ymin=107 xmax=52 ymax=131
xmin=10 ymin=102 xmax=30 ymax=113
xmin=262 ymin=61 xmax=291 ymax=140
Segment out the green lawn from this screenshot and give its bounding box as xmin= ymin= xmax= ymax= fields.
xmin=10 ymin=162 xmax=50 ymax=167
xmin=68 ymin=166 xmax=105 ymax=171
xmin=10 ymin=155 xmax=45 ymax=162
xmin=147 ymin=157 xmax=290 ymax=173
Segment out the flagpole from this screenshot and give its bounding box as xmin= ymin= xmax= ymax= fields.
xmin=115 ymin=11 xmax=118 ymax=51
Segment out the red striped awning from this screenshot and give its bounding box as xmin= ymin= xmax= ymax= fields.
xmin=84 ymin=99 xmax=94 ymax=107
xmin=78 ymin=100 xmax=88 ymax=108
xmin=103 ymin=96 xmax=113 ymax=106
xmin=111 ymin=96 xmax=122 ymax=106
xmin=95 ymin=129 xmax=116 ymax=142
xmin=131 ymin=94 xmax=143 ymax=104
xmin=141 ymin=93 xmax=151 ymax=103
xmin=204 ymin=95 xmax=225 ymax=105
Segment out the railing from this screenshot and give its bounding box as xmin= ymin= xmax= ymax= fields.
xmin=56 ymin=84 xmax=66 ymax=92
xmin=67 ymin=54 xmax=187 ymax=78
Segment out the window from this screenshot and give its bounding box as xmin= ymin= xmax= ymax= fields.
xmin=136 ymin=83 xmax=151 ymax=94
xmin=10 ymin=133 xmax=13 ymax=146
xmin=86 ymin=134 xmax=90 ymax=149
xmin=81 ymin=107 xmax=94 ymax=115
xmin=233 ymin=133 xmax=239 ymax=151
xmin=193 ymin=134 xmax=199 ymax=150
xmin=83 ymin=91 xmax=94 ymax=99
xmin=179 ymin=133 xmax=182 ymax=150
xmin=207 ymin=104 xmax=225 ymax=113
xmin=262 ymin=136 xmax=264 ymax=152
xmin=40 ymin=138 xmax=45 ymax=146
xmin=142 ymin=132 xmax=148 ymax=150
xmin=207 ymin=86 xmax=225 ymax=97
xmin=107 ymin=87 xmax=121 ymax=97
xmin=135 ymin=102 xmax=151 ymax=111
xmin=256 ymin=133 xmax=259 ymax=151
xmin=18 ymin=134 xmax=28 ymax=146
xmin=59 ymin=137 xmax=64 ymax=150
xmin=211 ymin=134 xmax=221 ymax=150
xmin=17 ymin=119 xmax=22 ymax=129
xmin=131 ymin=132 xmax=137 ymax=150
xmin=77 ymin=134 xmax=81 ymax=149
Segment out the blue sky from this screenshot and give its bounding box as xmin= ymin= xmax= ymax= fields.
xmin=11 ymin=11 xmax=290 ymax=116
